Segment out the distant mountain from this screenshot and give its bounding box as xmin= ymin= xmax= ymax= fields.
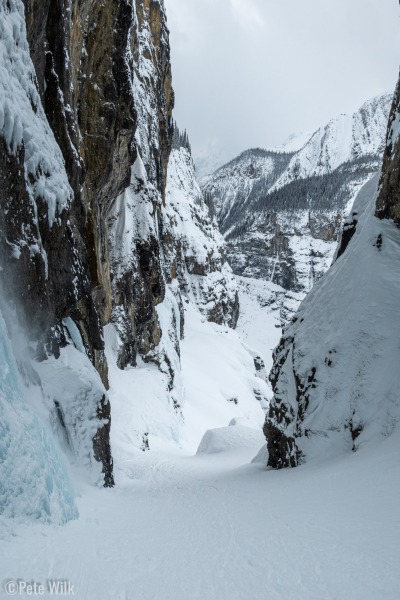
xmin=266 ymin=130 xmax=314 ymax=154
xmin=202 ymin=93 xmax=393 ymax=322
xmin=193 ymin=140 xmax=234 ymax=183
xmin=270 ymin=94 xmax=391 ymax=190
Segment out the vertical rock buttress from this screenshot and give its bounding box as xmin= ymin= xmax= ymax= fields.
xmin=0 ymin=0 xmax=174 ymax=485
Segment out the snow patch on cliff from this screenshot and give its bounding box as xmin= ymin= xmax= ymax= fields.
xmin=0 ymin=0 xmax=73 ymax=225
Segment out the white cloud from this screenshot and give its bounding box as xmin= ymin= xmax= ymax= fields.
xmin=165 ymin=0 xmax=400 ymax=159
xmin=229 ymin=0 xmax=265 ymax=32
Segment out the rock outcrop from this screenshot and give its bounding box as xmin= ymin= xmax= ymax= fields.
xmin=376 ymin=74 xmax=400 ymax=222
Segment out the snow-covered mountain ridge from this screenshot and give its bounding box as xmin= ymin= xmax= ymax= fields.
xmin=203 ymin=93 xmax=392 ymax=323
xmin=271 ymin=93 xmax=392 ymax=190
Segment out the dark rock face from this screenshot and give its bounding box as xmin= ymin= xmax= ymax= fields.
xmin=335 ymin=212 xmax=358 ymax=260
xmin=376 ymin=74 xmax=400 ymax=223
xmin=22 ymin=0 xmax=174 ymax=370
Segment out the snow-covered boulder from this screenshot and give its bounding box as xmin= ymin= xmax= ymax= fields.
xmin=197 ymin=425 xmax=265 ymax=455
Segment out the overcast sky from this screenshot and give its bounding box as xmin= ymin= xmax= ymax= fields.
xmin=164 ymin=0 xmax=400 ymax=162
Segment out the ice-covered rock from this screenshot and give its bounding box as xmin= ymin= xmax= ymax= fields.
xmin=0 ymin=308 xmax=77 ymax=523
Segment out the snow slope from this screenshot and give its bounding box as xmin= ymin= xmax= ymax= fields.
xmin=1 ymin=427 xmax=399 ymax=600
xmin=107 ymin=299 xmax=268 ymax=465
xmin=235 ymin=276 xmax=298 ymax=372
xmin=267 ymin=173 xmax=400 ymax=466
xmin=267 ymin=130 xmax=314 ymax=153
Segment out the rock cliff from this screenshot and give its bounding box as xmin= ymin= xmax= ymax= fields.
xmin=0 ymin=0 xmax=238 ymax=494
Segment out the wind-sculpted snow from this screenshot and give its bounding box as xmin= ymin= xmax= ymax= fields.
xmin=0 ymin=309 xmax=77 ymax=523
xmin=266 ymin=175 xmax=400 ymax=467
xmin=196 ymin=424 xmax=265 ymax=455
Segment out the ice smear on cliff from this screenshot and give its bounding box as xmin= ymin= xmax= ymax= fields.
xmin=0 ymin=307 xmax=77 ymax=523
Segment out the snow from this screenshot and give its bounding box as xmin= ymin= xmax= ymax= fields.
xmin=267 ymin=130 xmax=313 ymax=153
xmin=0 ymin=5 xmax=397 ymax=591
xmin=32 ymin=345 xmax=107 ymax=486
xmin=179 ymin=302 xmax=267 ymax=451
xmin=105 ymin=304 xmax=184 ymax=463
xmin=165 ymin=147 xmax=223 ymax=266
xmin=62 ymin=318 xmax=87 ymax=355
xmin=235 ymin=276 xmax=284 ymax=373
xmin=164 ymin=146 xmax=238 ymax=325
xmin=1 ymin=162 xmax=399 ymax=598
xmin=271 ymin=93 xmax=392 ymax=192
xmin=106 ymin=299 xmax=267 ymax=460
xmin=196 ymin=424 xmax=265 ymax=454
xmin=203 ymin=147 xmax=289 ymax=228
xmin=1 ymin=427 xmax=399 ymax=599
xmin=389 ymin=109 xmax=400 ymax=147
xmin=203 ymin=93 xmax=391 ymax=236
xmin=108 ymin=156 xmax=159 ymax=279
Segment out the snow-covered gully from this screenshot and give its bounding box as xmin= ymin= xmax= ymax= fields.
xmin=2 ymin=430 xmax=399 ymax=600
